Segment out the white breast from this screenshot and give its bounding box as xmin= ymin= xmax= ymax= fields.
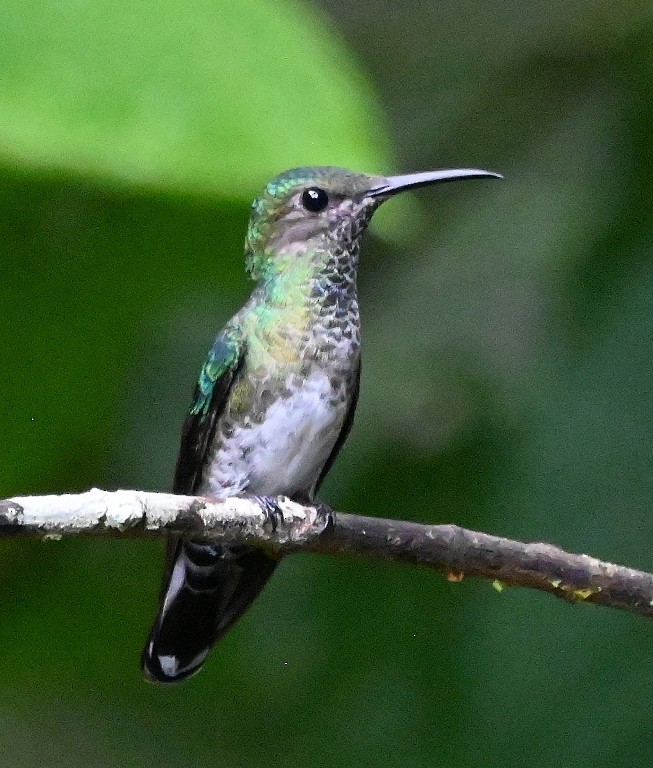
xmin=203 ymin=369 xmax=346 ymax=500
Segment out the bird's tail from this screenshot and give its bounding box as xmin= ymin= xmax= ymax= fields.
xmin=142 ymin=538 xmax=277 ymax=683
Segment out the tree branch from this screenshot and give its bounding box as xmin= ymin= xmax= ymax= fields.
xmin=1 ymin=488 xmax=651 ymax=619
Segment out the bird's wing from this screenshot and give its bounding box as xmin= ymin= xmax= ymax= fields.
xmin=143 ymin=327 xmax=277 ymax=683
xmin=163 ymin=326 xmax=244 ymax=583
xmin=314 ymin=360 xmax=361 ymax=495
xmin=172 ymin=329 xmax=244 ymax=495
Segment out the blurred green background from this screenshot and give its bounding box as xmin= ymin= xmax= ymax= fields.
xmin=1 ymin=0 xmax=653 ymax=765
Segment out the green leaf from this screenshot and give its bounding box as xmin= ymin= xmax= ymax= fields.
xmin=0 ymin=0 xmax=390 ymax=195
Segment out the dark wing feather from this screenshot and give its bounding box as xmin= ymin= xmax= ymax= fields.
xmin=314 ymin=360 xmax=361 ymax=495
xmin=162 ymin=331 xmax=244 ymax=576
xmin=143 ymin=329 xmax=279 ymax=683
xmin=173 ymin=332 xmax=244 ymax=495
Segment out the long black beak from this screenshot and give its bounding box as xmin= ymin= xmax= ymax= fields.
xmin=368 ymin=168 xmax=502 ymax=197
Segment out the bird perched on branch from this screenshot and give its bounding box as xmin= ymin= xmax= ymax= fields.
xmin=142 ymin=164 xmax=501 ymax=683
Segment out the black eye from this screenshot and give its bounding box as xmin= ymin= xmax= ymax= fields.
xmin=301 ymin=187 xmax=329 ymax=212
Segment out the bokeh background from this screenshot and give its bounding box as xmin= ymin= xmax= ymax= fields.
xmin=1 ymin=0 xmax=653 ymax=765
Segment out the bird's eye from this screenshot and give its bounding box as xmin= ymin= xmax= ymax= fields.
xmin=301 ymin=187 xmax=329 ymax=213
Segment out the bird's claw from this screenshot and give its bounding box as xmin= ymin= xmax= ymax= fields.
xmin=256 ymin=495 xmax=285 ymax=533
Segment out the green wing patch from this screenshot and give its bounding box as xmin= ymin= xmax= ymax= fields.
xmin=174 ymin=329 xmax=244 ymax=494
xmin=191 ymin=332 xmax=242 ymax=417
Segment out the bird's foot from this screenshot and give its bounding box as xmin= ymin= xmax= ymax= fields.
xmin=255 ymin=495 xmax=285 ymax=533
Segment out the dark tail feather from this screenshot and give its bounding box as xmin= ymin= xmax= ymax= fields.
xmin=142 ymin=540 xmax=277 ymax=683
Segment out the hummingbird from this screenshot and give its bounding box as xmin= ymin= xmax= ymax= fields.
xmin=142 ymin=165 xmax=501 ymax=683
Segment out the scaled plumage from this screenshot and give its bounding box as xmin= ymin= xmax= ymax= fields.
xmin=142 ymin=165 xmax=500 ymax=682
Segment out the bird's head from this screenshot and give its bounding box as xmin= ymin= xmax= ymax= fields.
xmin=244 ymin=166 xmax=501 ymax=284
